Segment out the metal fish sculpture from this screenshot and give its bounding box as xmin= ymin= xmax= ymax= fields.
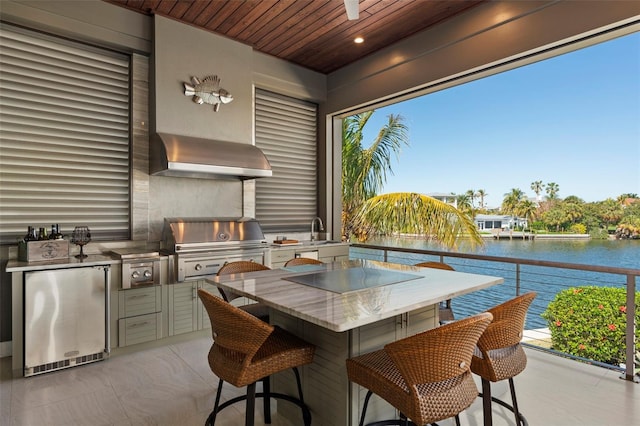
xmin=183 ymin=75 xmax=233 ymax=112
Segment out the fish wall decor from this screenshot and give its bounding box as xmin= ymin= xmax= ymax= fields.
xmin=183 ymin=75 xmax=233 ymax=112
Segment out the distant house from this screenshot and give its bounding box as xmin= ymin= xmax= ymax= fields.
xmin=426 ymin=192 xmax=457 ymax=208
xmin=475 ymin=214 xmax=528 ymax=230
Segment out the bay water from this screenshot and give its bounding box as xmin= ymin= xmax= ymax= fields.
xmin=352 ymin=237 xmax=640 ymax=329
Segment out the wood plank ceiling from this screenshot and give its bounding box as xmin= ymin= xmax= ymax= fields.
xmin=104 ymin=0 xmax=485 ymax=74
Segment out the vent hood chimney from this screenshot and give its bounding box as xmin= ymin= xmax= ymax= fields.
xmin=150 ymin=133 xmax=272 ymax=179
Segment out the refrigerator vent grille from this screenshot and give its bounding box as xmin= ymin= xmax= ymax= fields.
xmin=25 ymin=352 xmax=106 ymax=377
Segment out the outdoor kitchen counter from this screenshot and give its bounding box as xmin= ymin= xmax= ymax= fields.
xmin=268 ymin=240 xmax=349 ymax=249
xmin=208 ymin=258 xmax=502 ymax=332
xmin=208 ymin=259 xmax=503 ymax=425
xmin=6 ymin=254 xmax=119 ymax=272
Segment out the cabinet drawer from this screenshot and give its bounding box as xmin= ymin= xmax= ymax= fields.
xmin=270 ymin=249 xmax=296 ymax=264
xmin=118 ymin=286 xmax=162 ymax=318
xmin=118 ymin=312 xmax=162 ymax=347
xmin=317 ymin=244 xmax=349 ymax=259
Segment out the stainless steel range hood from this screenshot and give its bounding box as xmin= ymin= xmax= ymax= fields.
xmin=150 ymin=133 xmax=272 ymax=179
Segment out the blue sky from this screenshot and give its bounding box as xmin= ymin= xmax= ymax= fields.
xmin=361 ymin=32 xmax=640 ymax=209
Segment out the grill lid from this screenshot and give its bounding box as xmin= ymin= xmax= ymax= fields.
xmin=162 ymin=217 xmax=266 ymax=252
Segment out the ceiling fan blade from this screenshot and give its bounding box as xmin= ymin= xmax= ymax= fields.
xmin=343 ymin=0 xmax=359 ymax=20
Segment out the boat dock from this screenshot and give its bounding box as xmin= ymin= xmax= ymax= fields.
xmin=482 ymin=231 xmax=592 ymax=240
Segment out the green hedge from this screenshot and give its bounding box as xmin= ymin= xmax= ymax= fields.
xmin=541 ymin=286 xmax=640 ymax=366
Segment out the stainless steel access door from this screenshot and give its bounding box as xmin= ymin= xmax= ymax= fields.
xmin=24 ymin=265 xmax=110 ymax=376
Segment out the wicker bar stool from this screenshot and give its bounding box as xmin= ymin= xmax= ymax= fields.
xmin=414 ymin=262 xmax=456 ymax=324
xmin=284 ymin=257 xmax=324 ymax=267
xmin=216 ymin=260 xmax=271 ymax=322
xmin=471 ymin=292 xmax=537 ymax=426
xmin=198 ymin=289 xmax=316 ymax=426
xmin=346 ymin=312 xmax=493 ymax=426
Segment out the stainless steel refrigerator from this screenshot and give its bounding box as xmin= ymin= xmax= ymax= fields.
xmin=24 ymin=265 xmax=110 ymax=376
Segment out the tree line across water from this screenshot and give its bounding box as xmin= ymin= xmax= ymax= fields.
xmin=454 ymin=185 xmax=639 ymax=239
xmin=341 ymin=111 xmax=640 ymax=243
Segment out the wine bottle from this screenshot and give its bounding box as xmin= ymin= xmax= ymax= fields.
xmin=38 ymin=227 xmax=48 ymax=240
xmin=49 ymin=224 xmax=63 ymax=240
xmin=24 ymin=226 xmax=37 ymax=242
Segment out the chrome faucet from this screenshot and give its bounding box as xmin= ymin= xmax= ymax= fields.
xmin=310 ymin=216 xmax=324 ymax=241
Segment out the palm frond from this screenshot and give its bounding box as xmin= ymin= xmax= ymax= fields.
xmin=352 ymin=193 xmax=483 ymax=249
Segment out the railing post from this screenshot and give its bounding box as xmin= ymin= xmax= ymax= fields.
xmin=515 ymin=263 xmax=521 ymax=296
xmin=622 ymin=274 xmax=638 ymax=382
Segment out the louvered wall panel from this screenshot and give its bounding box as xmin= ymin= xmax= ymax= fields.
xmin=255 ymin=89 xmax=318 ymax=232
xmin=0 ymin=25 xmax=130 ymax=243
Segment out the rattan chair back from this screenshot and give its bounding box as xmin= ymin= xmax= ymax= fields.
xmin=472 ymin=292 xmax=537 ymax=382
xmin=414 ymin=261 xmax=455 ymax=271
xmin=198 ymin=289 xmax=316 ymax=425
xmin=477 ymin=292 xmax=537 ymax=355
xmin=471 ymin=292 xmax=536 ymax=426
xmin=414 ymin=261 xmax=456 ymax=323
xmin=284 ymin=257 xmax=324 ymax=267
xmin=347 ymin=312 xmax=493 ymax=425
xmin=199 ymin=288 xmax=274 ymax=383
xmin=216 ymin=261 xmax=271 ymax=303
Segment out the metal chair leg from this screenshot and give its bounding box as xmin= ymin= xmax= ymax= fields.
xmin=479 ymin=377 xmax=528 ymax=426
xmin=262 ymin=376 xmax=272 ymax=424
xmin=206 ymin=379 xmax=225 ymax=426
xmin=246 ymin=382 xmax=256 ymax=426
xmin=292 ymin=367 xmax=311 ymax=426
xmin=508 ymin=378 xmax=521 ymax=426
xmin=360 ymin=390 xmax=374 ymax=426
xmin=481 ymin=378 xmax=493 ymax=426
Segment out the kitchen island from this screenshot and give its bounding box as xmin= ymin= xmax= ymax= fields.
xmin=208 ymin=259 xmax=503 ymax=425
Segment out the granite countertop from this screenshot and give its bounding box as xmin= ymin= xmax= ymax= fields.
xmin=269 ymin=240 xmax=349 ymax=249
xmin=6 ymin=254 xmax=120 ymax=272
xmin=208 ymin=259 xmax=503 ymax=332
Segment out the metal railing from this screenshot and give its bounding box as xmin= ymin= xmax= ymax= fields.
xmin=350 ymin=243 xmax=639 ymax=382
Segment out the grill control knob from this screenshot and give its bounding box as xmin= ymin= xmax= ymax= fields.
xmin=131 ymin=271 xmax=140 ymax=279
xmin=143 ymin=270 xmax=152 ymax=278
xmin=195 ymin=264 xmax=203 ymax=271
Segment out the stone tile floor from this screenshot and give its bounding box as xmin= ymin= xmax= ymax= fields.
xmin=1 ymin=332 xmax=637 ymax=426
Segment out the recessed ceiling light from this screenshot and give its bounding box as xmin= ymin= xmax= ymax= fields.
xmin=354 ymin=36 xmax=364 ymax=44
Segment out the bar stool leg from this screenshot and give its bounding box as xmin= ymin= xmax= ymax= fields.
xmin=508 ymin=378 xmax=521 ymax=426
xmin=359 ymin=390 xmax=374 ymax=426
xmin=481 ymin=378 xmax=493 ymax=426
xmin=206 ymin=379 xmax=225 ymax=426
xmin=246 ymin=382 xmax=257 ymax=426
xmin=263 ymin=376 xmax=272 ymax=424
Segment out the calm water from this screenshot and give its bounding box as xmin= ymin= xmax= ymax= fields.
xmin=352 ymin=237 xmax=640 ymax=329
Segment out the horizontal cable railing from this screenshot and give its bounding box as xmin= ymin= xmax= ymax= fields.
xmin=350 ymin=243 xmax=639 ymax=383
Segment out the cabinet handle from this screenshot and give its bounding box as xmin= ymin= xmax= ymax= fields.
xmin=128 ymin=321 xmax=149 ymax=329
xmin=128 ymin=294 xmax=149 ymax=300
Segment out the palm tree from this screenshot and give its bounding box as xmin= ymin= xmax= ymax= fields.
xmin=352 ymin=193 xmax=483 ymax=249
xmin=476 ymin=189 xmax=487 ymax=210
xmin=341 ymin=112 xmax=482 ymax=249
xmin=465 ymin=189 xmax=476 ymax=208
xmin=546 ymin=182 xmax=560 ymax=200
xmin=531 ymin=180 xmax=544 ymax=202
xmin=342 ymin=111 xmax=408 ymax=239
xmin=514 ymin=199 xmax=537 ymax=227
xmin=502 ymin=188 xmax=524 ymax=215
xmin=456 ymin=193 xmax=473 ymax=215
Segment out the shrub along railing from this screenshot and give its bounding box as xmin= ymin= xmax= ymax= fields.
xmin=350 ymin=243 xmax=639 ymax=382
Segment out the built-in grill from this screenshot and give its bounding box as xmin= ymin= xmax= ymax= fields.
xmin=162 ymin=217 xmax=269 ymax=282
